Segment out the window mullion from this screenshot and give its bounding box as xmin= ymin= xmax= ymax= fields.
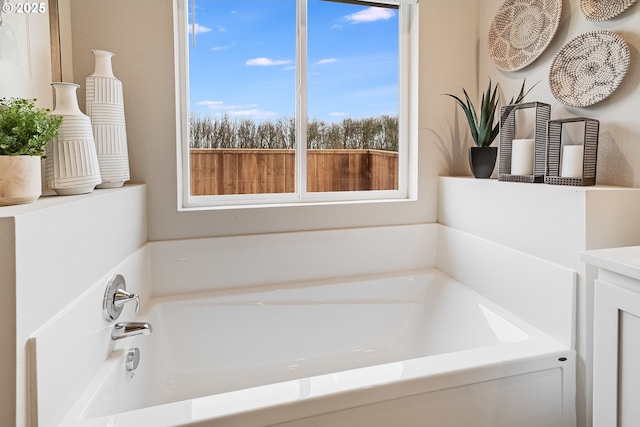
xmin=296 ymin=0 xmax=308 ymax=199
xmin=397 ymin=3 xmax=409 ymax=196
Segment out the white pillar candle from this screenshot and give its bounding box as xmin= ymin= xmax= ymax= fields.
xmin=561 ymin=145 xmax=584 ymax=178
xmin=511 ymin=139 xmax=535 ymax=175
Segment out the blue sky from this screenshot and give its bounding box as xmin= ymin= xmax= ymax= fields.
xmin=188 ymin=0 xmax=399 ymax=122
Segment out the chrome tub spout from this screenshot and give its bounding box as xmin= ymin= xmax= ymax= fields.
xmin=112 ymin=322 xmax=153 ymax=340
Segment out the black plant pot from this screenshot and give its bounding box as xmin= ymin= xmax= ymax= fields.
xmin=469 ymin=146 xmax=498 ymax=179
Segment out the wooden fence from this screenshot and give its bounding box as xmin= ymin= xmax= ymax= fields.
xmin=190 ymin=148 xmax=398 ymax=195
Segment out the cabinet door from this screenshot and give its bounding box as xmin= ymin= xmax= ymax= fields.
xmin=593 ymin=278 xmax=640 ymax=427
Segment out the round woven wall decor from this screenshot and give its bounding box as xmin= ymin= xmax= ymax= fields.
xmin=488 ymin=0 xmax=562 ymax=71
xmin=549 ymin=31 xmax=630 ymax=108
xmin=580 ymin=0 xmax=637 ymax=21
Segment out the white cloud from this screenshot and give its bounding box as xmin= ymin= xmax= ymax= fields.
xmin=316 ymin=58 xmax=338 ymax=65
xmin=198 ymin=101 xmax=257 ymax=110
xmin=330 ymin=112 xmax=347 ymax=117
xmin=228 ymin=109 xmax=278 ymax=119
xmin=344 ymin=7 xmax=395 ymax=23
xmin=197 ymin=100 xmax=224 ymax=108
xmin=188 ymin=23 xmax=213 ymax=34
xmin=246 ymin=57 xmax=292 ymax=66
xmin=196 ymin=101 xmax=276 ymax=119
xmin=211 ymin=42 xmax=235 ymax=51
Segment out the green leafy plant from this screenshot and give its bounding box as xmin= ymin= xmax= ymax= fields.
xmin=444 ymin=79 xmax=536 ymax=148
xmin=0 ymin=98 xmax=63 ymax=156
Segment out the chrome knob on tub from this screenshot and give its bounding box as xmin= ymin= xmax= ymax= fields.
xmin=103 ymin=274 xmax=140 ymax=321
xmin=112 ymin=322 xmax=153 ymax=340
xmin=126 ymin=348 xmax=141 ymax=378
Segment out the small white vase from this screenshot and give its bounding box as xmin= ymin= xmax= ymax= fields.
xmin=45 ymin=82 xmax=102 ymax=196
xmin=0 ymin=156 xmax=42 ymax=205
xmin=86 ymin=50 xmax=130 ymax=188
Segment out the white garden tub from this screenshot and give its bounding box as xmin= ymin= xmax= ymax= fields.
xmin=61 ymin=269 xmax=575 ymax=426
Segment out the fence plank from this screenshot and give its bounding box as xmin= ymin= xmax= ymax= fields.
xmin=190 ymin=148 xmax=397 ymax=196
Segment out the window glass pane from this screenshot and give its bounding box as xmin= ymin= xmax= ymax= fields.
xmin=306 ymin=0 xmax=399 ymax=192
xmin=188 ymin=0 xmax=296 ymax=196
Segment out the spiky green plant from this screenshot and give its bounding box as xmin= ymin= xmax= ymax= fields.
xmin=0 ymin=98 xmax=63 ymax=156
xmin=444 ymin=79 xmax=535 ymax=148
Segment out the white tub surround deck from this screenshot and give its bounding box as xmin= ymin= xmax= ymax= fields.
xmin=22 ymin=178 xmax=598 ymax=427
xmin=20 ymin=179 xmax=596 ymax=427
xmin=58 ymin=269 xmax=574 ymax=427
xmin=439 ymin=177 xmax=640 ymax=427
xmin=1 ymin=184 xmax=148 ymax=427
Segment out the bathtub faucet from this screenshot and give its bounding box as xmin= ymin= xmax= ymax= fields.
xmin=113 ymin=288 xmax=140 ymax=314
xmin=103 ymin=274 xmax=140 ymax=321
xmin=112 ymin=322 xmax=153 ymax=340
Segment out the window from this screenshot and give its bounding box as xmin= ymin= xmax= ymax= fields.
xmin=175 ymin=0 xmax=417 ymax=208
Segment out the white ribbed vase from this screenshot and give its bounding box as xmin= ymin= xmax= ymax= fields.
xmin=86 ymin=50 xmax=130 ymax=188
xmin=45 ymin=82 xmax=102 ymax=195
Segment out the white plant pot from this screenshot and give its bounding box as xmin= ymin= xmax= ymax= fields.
xmin=0 ymin=156 xmax=42 ymax=205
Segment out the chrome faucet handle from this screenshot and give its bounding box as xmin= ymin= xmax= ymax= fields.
xmin=113 ymin=288 xmax=140 ymax=314
xmin=103 ymin=274 xmax=140 ymax=321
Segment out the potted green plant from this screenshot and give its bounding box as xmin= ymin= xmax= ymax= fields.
xmin=0 ymin=98 xmax=63 ymax=205
xmin=445 ymin=79 xmax=534 ymax=178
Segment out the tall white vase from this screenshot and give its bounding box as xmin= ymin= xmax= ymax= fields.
xmin=45 ymin=82 xmax=102 ymax=195
xmin=86 ymin=50 xmax=130 ymax=188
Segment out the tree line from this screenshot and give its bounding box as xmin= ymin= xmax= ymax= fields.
xmin=190 ymin=114 xmax=398 ymax=152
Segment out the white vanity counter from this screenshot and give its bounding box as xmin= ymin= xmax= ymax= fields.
xmin=582 ymin=246 xmax=640 ymax=427
xmin=582 ymin=246 xmax=640 ymax=282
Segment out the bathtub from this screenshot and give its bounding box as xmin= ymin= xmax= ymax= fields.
xmin=61 ymin=269 xmax=575 ymax=426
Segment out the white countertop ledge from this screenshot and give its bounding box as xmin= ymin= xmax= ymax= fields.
xmin=581 ymin=246 xmax=640 ymax=281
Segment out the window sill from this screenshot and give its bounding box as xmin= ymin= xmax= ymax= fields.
xmin=179 ymin=194 xmax=418 ymax=212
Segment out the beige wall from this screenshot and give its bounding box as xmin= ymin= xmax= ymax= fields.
xmin=0 ymin=219 xmax=16 ymax=425
xmin=477 ymin=0 xmax=640 ymax=188
xmin=67 ymin=0 xmax=479 ymax=242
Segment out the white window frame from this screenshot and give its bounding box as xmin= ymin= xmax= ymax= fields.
xmin=174 ymin=0 xmax=418 ymax=210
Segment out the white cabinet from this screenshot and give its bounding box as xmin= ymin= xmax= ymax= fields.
xmin=582 ymin=247 xmax=640 ymax=427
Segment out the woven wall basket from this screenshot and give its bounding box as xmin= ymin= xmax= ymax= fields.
xmin=549 ymin=30 xmax=630 ymax=108
xmin=488 ymin=0 xmax=562 ymax=71
xmin=580 ymin=0 xmax=637 ymax=21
